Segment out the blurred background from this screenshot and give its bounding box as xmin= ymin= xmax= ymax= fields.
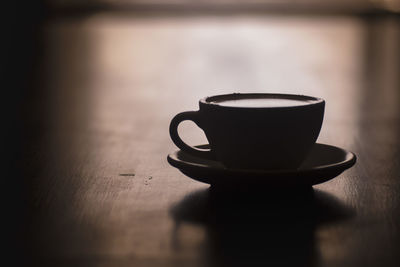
xmin=3 ymin=1 xmax=399 ymax=266
xmin=6 ymin=0 xmax=399 ymax=144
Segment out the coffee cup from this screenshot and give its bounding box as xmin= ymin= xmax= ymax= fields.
xmin=169 ymin=93 xmax=325 ymax=170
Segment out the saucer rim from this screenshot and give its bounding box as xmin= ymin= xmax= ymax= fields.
xmin=167 ymin=143 xmax=356 ymax=176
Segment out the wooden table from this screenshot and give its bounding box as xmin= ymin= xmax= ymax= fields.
xmin=8 ymin=11 xmax=400 ymax=267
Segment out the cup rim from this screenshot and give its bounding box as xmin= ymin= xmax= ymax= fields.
xmin=200 ymin=93 xmax=324 ymax=109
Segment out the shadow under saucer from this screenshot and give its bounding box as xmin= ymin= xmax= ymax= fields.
xmin=170 ymin=187 xmax=354 ymax=267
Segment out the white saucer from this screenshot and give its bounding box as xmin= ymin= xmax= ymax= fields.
xmin=167 ymin=143 xmax=356 ymax=187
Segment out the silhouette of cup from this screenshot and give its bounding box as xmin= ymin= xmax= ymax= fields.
xmin=170 ymin=93 xmax=325 ymax=170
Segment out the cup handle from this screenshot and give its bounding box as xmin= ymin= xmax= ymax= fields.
xmin=169 ymin=111 xmax=215 ymax=160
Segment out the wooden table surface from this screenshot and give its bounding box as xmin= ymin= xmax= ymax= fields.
xmin=7 ymin=11 xmax=400 ymax=267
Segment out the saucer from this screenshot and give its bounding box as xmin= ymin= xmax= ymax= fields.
xmin=167 ymin=143 xmax=356 ymax=187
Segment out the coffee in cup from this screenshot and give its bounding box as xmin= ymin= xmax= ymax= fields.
xmin=169 ymin=93 xmax=325 ymax=170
